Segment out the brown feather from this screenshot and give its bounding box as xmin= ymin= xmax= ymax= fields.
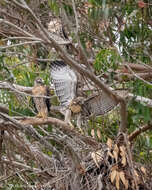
xmin=32 ymin=79 xmax=50 ymax=119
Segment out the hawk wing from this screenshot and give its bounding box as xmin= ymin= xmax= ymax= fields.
xmin=83 ymin=92 xmax=118 ymax=116
xmin=50 ymin=61 xmax=118 ymax=116
xmin=50 ymin=61 xmax=77 ymax=107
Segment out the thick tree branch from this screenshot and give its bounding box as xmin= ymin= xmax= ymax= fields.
xmin=119 ymin=101 xmax=128 ymax=133
xmin=128 ymin=124 xmax=152 ymax=142
xmin=110 ymin=72 xmax=152 ymax=82
xmin=0 ymin=81 xmax=32 ymax=93
xmin=128 ymin=93 xmax=152 ymax=108
xmin=119 ymin=63 xmax=152 ymax=72
xmin=0 ymin=115 xmax=98 ymax=148
xmin=20 ymin=117 xmax=99 ymax=147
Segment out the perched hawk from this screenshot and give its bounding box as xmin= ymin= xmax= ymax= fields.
xmin=48 ymin=18 xmax=70 ymax=46
xmin=32 ymin=77 xmax=51 ymax=119
xmin=50 ymin=61 xmax=118 ymax=128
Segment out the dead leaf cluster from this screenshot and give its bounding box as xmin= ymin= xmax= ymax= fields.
xmin=90 ymin=138 xmax=151 ymax=190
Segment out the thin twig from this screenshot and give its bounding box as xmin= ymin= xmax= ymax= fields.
xmin=0 ymin=169 xmax=35 ymax=183
xmin=71 ymin=0 xmax=92 ymax=71
xmin=125 ymin=64 xmax=152 ymax=86
xmin=0 ymin=19 xmax=34 ymax=37
xmin=0 ymin=41 xmax=42 ymax=50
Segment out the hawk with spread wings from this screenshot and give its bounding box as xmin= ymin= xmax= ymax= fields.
xmin=32 ymin=77 xmax=51 ymax=119
xmin=50 ymin=61 xmax=118 ymax=128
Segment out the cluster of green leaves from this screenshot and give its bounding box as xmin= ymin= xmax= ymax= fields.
xmin=94 ymin=48 xmax=120 ymax=73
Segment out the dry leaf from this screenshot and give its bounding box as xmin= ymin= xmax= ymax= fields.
xmin=119 ymin=171 xmax=125 ymax=184
xmin=110 ymin=170 xmax=117 ymax=183
xmin=120 ymin=146 xmax=126 ymax=154
xmin=134 ymin=169 xmax=140 ymax=183
xmin=120 ymin=146 xmax=127 ymax=166
xmin=134 ymin=169 xmax=139 ymax=177
xmin=113 ymin=150 xmax=118 ymax=162
xmin=119 ymin=171 xmax=128 ymax=189
xmin=108 ymin=150 xmax=114 ymax=158
xmin=114 ymin=144 xmax=119 ymax=152
xmin=113 ymin=144 xmax=119 ymax=162
xmin=121 ymin=156 xmax=127 ymax=167
xmin=97 ymin=129 xmax=102 ymax=140
xmin=91 ymin=152 xmax=99 ymax=168
xmin=107 ymin=138 xmax=113 ymax=149
xmin=125 ymin=179 xmax=129 ymax=189
xmin=111 ymin=165 xmax=118 ymax=171
xmin=140 ymin=166 xmax=146 ymax=175
xmin=91 ymin=150 xmax=102 ymax=168
xmin=91 ymin=129 xmax=95 ymax=138
xmin=116 ymin=171 xmax=120 ymax=190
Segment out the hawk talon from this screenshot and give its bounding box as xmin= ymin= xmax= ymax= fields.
xmin=36 ymin=112 xmax=42 ymax=118
xmin=36 ymin=112 xmax=47 ymax=119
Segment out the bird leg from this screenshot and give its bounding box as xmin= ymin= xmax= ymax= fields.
xmin=36 ymin=111 xmax=47 ymax=119
xmin=64 ymin=109 xmax=74 ymax=129
xmin=36 ymin=112 xmax=43 ymax=118
xmin=76 ymin=113 xmax=83 ymax=133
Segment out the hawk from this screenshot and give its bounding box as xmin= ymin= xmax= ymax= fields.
xmin=50 ymin=61 xmax=118 ymax=128
xmin=48 ymin=18 xmax=70 ymax=47
xmin=32 ymin=77 xmax=51 ymax=119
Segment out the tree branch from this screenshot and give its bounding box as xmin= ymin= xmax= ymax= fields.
xmin=0 ymin=112 xmax=62 ymax=162
xmin=128 ymin=124 xmax=152 ymax=142
xmin=125 ymin=64 xmax=152 ymax=86
xmin=128 ymin=93 xmax=152 ymax=108
xmin=71 ymin=0 xmax=92 ymax=71
xmin=0 ymin=41 xmax=42 ymax=50
xmin=19 ymin=117 xmax=99 ymax=147
xmin=110 ymin=72 xmax=152 ymax=82
xmin=0 ymin=19 xmax=34 ymax=37
xmin=0 ymin=81 xmax=53 ymax=99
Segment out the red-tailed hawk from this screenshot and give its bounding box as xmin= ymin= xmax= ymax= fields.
xmin=50 ymin=61 xmax=118 ymax=129
xmin=32 ymin=77 xmax=51 ymax=119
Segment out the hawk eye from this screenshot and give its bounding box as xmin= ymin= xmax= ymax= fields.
xmin=37 ymin=78 xmax=42 ymax=83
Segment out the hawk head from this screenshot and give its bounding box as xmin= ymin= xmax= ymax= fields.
xmin=34 ymin=77 xmax=44 ymax=86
